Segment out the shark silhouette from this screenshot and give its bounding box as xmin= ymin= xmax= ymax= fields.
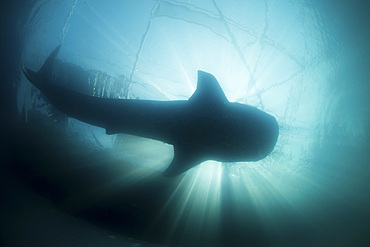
xmin=22 ymin=45 xmax=279 ymax=176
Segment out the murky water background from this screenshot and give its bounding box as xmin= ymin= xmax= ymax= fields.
xmin=1 ymin=0 xmax=369 ymax=246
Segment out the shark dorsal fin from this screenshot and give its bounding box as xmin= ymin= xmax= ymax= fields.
xmin=189 ymin=71 xmax=228 ymax=104
xmin=39 ymin=45 xmax=61 ymax=74
xmin=22 ymin=45 xmax=61 ymax=92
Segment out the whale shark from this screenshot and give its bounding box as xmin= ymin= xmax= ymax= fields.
xmin=22 ymin=45 xmax=279 ymax=176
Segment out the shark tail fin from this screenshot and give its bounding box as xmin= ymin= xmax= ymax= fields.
xmin=21 ymin=45 xmax=61 ymax=90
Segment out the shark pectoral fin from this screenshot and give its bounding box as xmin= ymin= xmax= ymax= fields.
xmin=163 ymin=146 xmax=202 ymax=177
xmin=105 ymin=129 xmax=114 ymax=135
xmin=105 ymin=128 xmax=119 ymax=135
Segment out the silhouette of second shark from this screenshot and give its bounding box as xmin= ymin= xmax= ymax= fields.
xmin=22 ymin=45 xmax=279 ymax=176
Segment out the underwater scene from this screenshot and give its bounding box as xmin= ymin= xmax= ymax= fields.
xmin=1 ymin=0 xmax=370 ymax=246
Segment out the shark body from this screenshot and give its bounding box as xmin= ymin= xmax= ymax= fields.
xmin=22 ymin=46 xmax=279 ymax=176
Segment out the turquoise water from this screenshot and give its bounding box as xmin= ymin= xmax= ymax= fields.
xmin=2 ymin=0 xmax=370 ymax=246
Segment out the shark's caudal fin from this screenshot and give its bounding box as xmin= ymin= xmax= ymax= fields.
xmin=21 ymin=45 xmax=61 ymax=91
xmin=163 ymin=71 xmax=228 ymax=176
xmin=21 ymin=45 xmax=126 ymax=134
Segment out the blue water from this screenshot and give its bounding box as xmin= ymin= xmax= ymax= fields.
xmin=1 ymin=0 xmax=370 ymax=246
